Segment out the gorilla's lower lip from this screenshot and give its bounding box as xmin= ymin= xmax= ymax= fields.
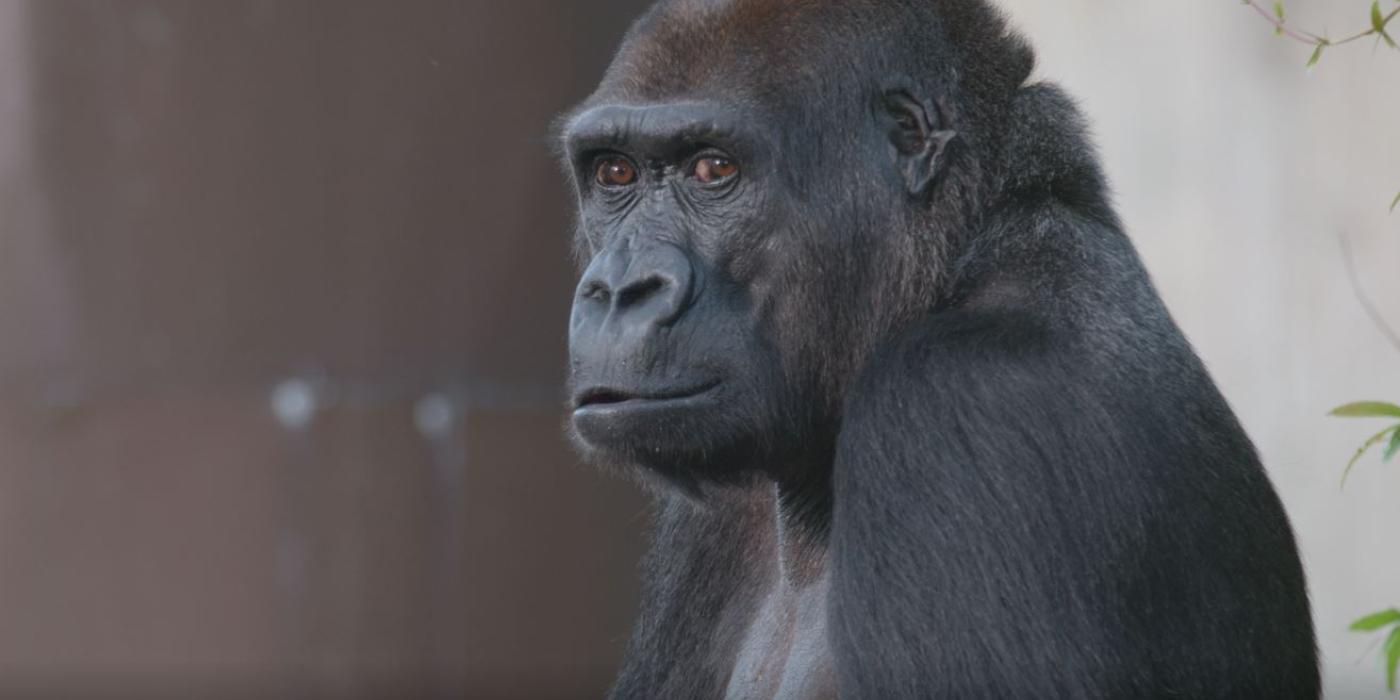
xmin=573 ymin=381 xmax=721 ymax=412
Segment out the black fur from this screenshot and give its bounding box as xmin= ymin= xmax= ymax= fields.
xmin=557 ymin=0 xmax=1318 ymax=697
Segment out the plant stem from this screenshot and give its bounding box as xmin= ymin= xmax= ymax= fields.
xmin=1245 ymin=1 xmax=1322 ymax=44
xmin=1244 ymin=0 xmax=1400 ymax=48
xmin=1340 ymin=233 xmax=1400 ymax=358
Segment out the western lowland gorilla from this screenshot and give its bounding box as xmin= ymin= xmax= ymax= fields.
xmin=556 ymin=0 xmax=1318 ymax=697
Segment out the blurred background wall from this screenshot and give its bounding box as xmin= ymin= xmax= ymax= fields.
xmin=0 ymin=0 xmax=653 ymax=697
xmin=0 ymin=0 xmax=1395 ymax=698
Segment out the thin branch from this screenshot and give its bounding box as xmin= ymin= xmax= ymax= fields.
xmin=1244 ymin=0 xmax=1400 ymax=48
xmin=1245 ymin=1 xmax=1322 ymax=44
xmin=1333 ymin=6 xmax=1400 ymax=45
xmin=1339 ymin=232 xmax=1400 ymax=358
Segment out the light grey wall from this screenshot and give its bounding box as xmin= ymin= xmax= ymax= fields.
xmin=999 ymin=1 xmax=1400 ymax=696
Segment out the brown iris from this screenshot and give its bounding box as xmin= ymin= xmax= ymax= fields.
xmin=693 ymin=156 xmax=738 ymax=184
xmin=595 ymin=157 xmax=637 ymax=187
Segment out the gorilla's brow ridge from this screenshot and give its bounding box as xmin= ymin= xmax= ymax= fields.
xmin=562 ymin=103 xmax=750 ymax=162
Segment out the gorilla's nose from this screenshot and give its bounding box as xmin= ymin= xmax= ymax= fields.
xmin=573 ymin=241 xmax=695 ymax=333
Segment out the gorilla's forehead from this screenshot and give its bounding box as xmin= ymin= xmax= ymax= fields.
xmin=592 ymin=0 xmax=887 ymax=106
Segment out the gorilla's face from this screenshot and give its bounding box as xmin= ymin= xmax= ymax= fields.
xmin=562 ymin=100 xmax=806 ymax=484
xmin=559 ymin=10 xmax=953 ymax=487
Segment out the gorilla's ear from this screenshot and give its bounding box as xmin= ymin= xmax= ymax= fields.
xmin=882 ymin=89 xmax=957 ymax=198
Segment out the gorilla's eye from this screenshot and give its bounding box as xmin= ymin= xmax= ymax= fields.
xmin=693 ymin=156 xmax=739 ymax=184
xmin=595 ymin=156 xmax=638 ymax=187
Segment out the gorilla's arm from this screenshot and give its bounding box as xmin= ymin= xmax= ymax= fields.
xmin=827 ymin=307 xmax=1316 ymax=699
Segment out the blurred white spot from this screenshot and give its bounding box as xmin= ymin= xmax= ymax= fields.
xmin=271 ymin=378 xmax=318 ymax=430
xmin=414 ymin=393 xmax=456 ymax=439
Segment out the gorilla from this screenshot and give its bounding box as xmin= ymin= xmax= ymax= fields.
xmin=557 ymin=0 xmax=1318 ymax=697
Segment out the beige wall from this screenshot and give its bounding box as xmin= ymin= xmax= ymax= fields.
xmin=999 ymin=1 xmax=1400 ymax=697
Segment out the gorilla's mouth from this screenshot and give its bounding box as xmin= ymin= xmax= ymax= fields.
xmin=573 ymin=380 xmax=720 ymax=411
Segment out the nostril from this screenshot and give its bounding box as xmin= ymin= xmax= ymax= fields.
xmin=616 ymin=275 xmax=667 ymax=310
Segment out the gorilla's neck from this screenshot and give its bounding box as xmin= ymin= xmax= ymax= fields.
xmin=774 ymin=476 xmax=831 ymax=588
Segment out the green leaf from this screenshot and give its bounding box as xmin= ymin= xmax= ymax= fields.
xmin=1331 ymin=401 xmax=1400 ymax=418
xmin=1388 ymin=627 xmax=1400 ymax=692
xmin=1352 ymin=608 xmax=1400 ymax=631
xmin=1385 ymin=429 xmax=1400 ymax=463
xmin=1307 ymin=43 xmax=1325 ymax=67
xmin=1341 ymin=426 xmax=1400 ymax=488
xmin=1274 ymin=0 xmax=1285 ymax=21
xmin=1391 ymin=189 xmax=1400 ymax=213
xmin=1372 ymin=2 xmax=1399 ymax=48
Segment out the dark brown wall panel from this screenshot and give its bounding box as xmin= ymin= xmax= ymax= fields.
xmin=0 ymin=1 xmax=654 ymax=696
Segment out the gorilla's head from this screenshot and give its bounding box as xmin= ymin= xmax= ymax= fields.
xmin=558 ymin=0 xmax=1033 ymax=490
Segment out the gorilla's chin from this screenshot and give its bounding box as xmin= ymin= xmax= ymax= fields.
xmin=568 ymin=384 xmax=770 ymax=485
xmin=571 ymin=382 xmax=722 ymax=447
